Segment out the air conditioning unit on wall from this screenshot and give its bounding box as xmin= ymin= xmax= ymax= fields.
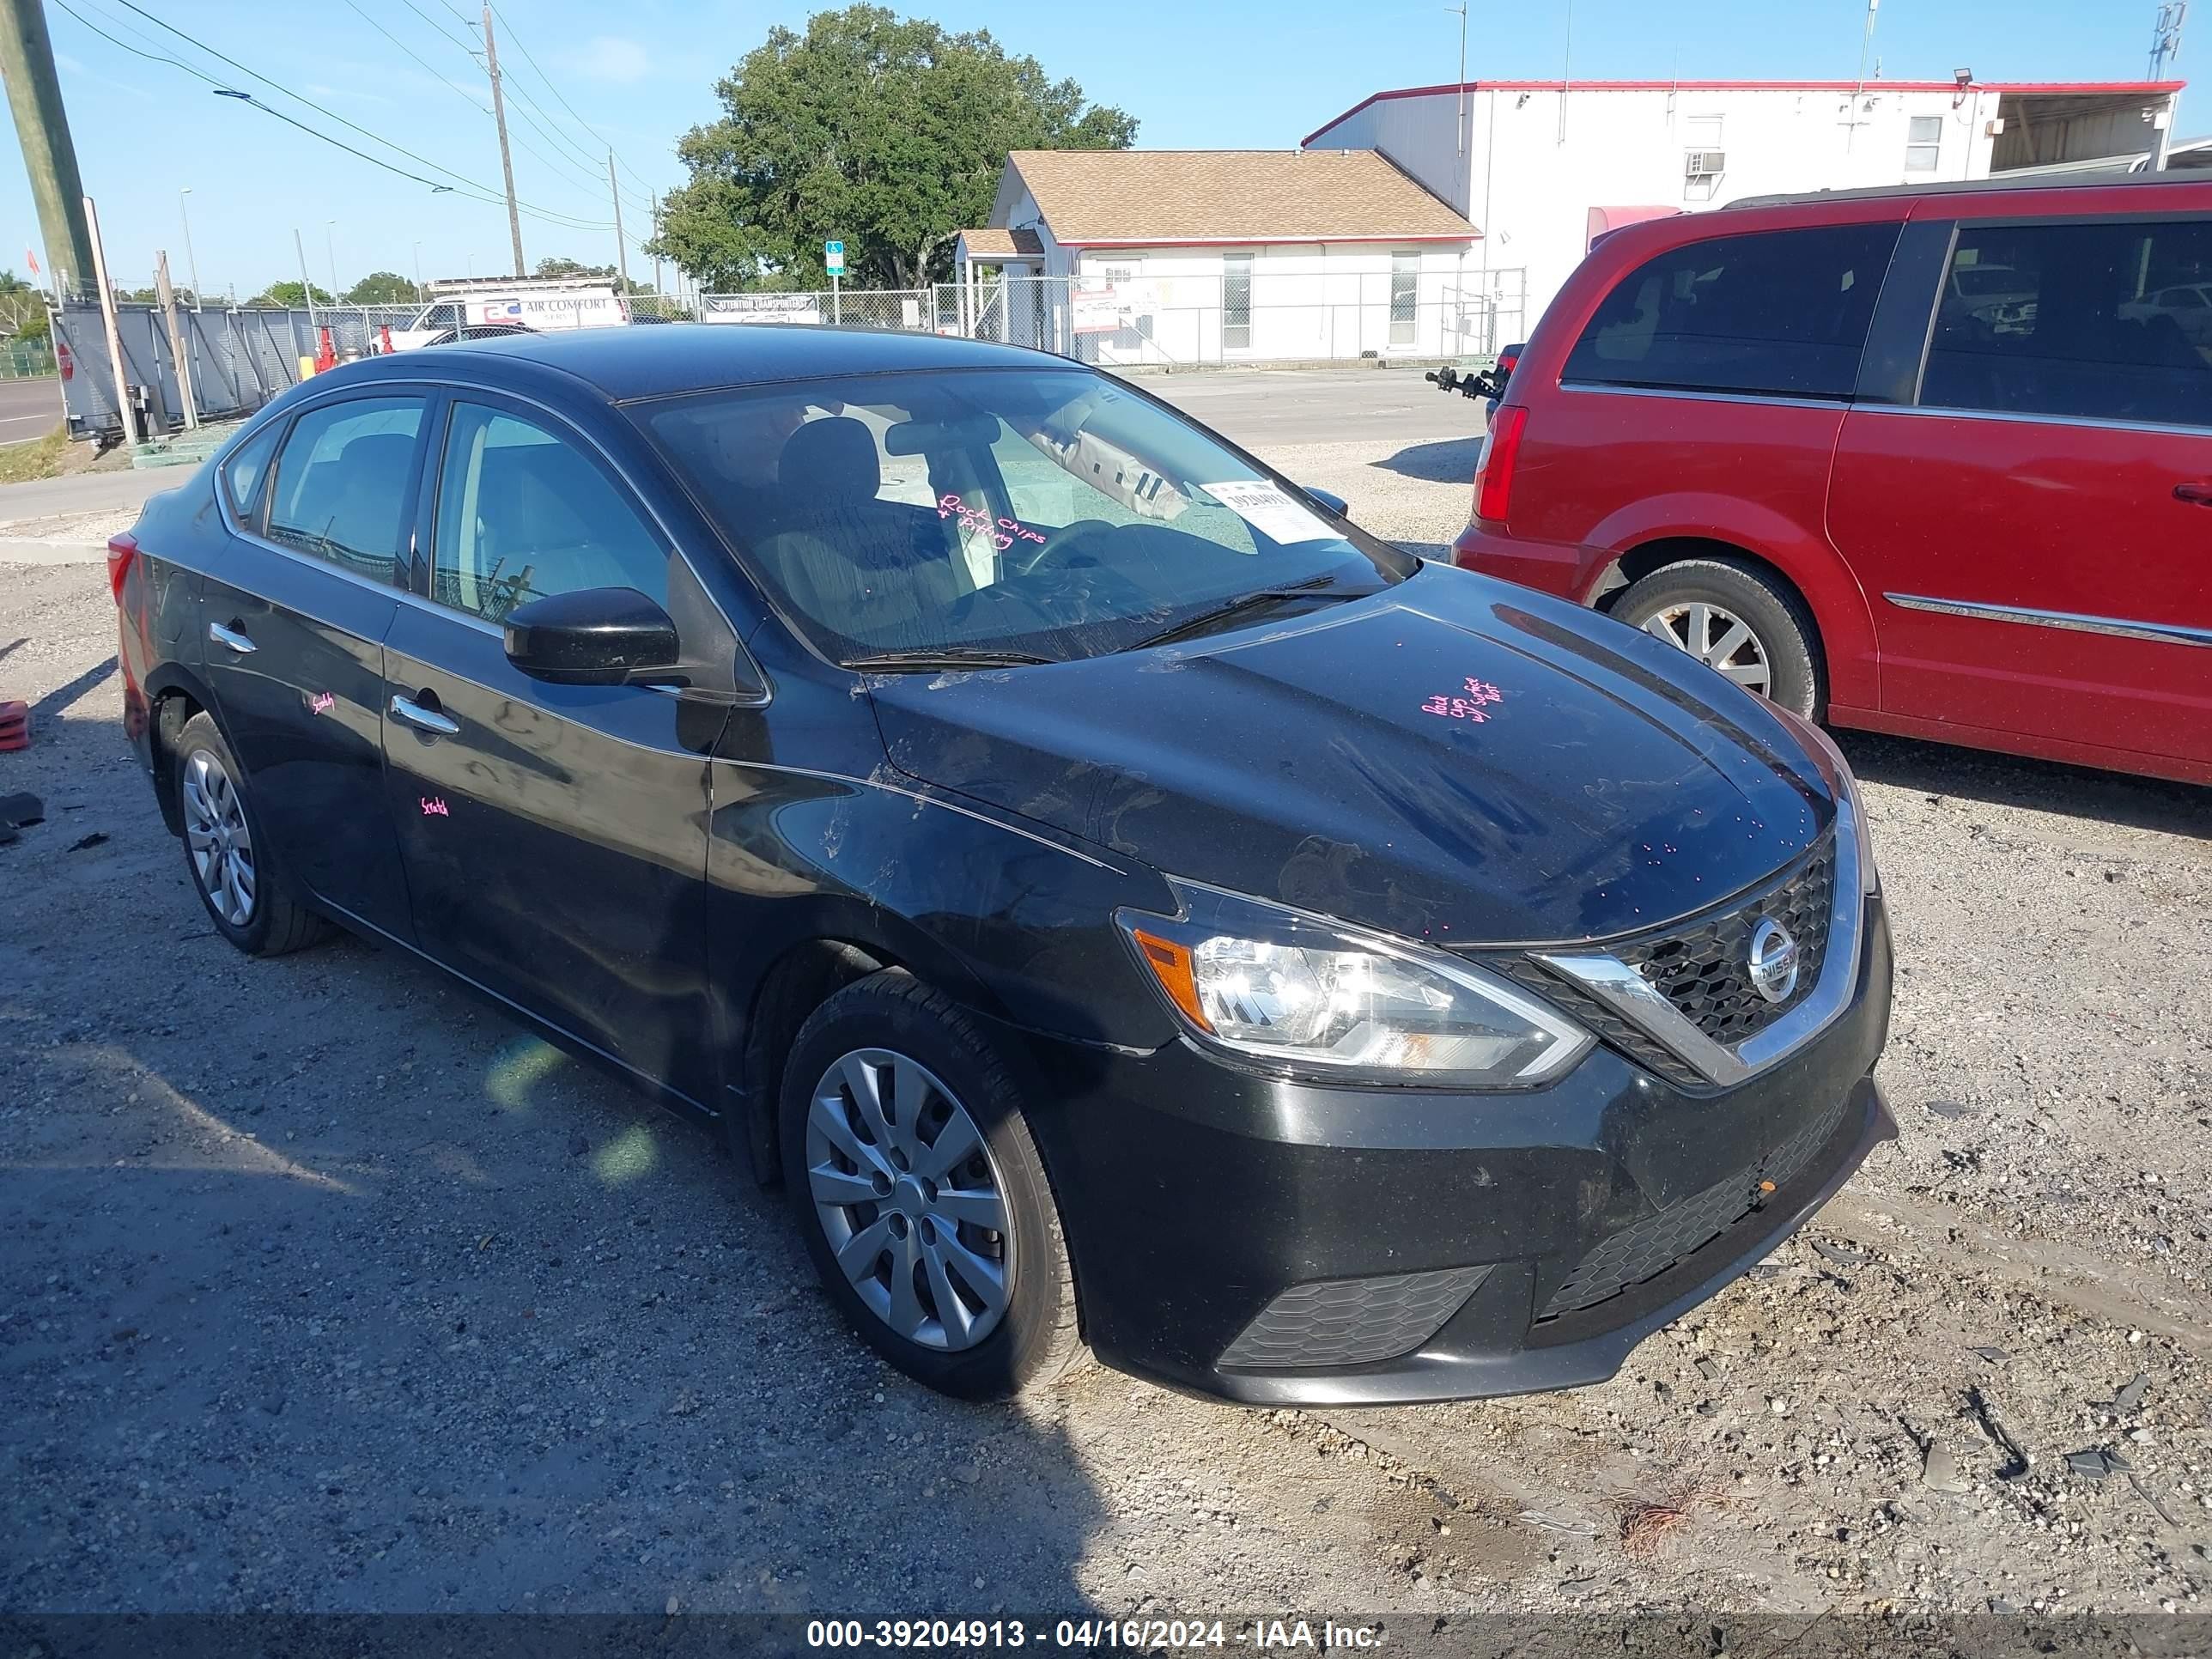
xmin=1685 ymin=149 xmax=1727 ymax=177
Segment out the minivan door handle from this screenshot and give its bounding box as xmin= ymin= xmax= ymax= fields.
xmin=207 ymin=620 xmax=256 ymax=654
xmin=2174 ymin=481 xmax=2212 ymax=505
xmin=389 ymin=693 xmax=460 ymax=736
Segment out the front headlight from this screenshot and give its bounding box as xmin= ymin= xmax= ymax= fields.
xmin=1764 ymin=703 xmax=1879 ymax=895
xmin=1116 ymin=880 xmax=1593 ymax=1087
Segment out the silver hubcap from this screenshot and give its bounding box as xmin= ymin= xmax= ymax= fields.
xmin=1644 ymin=601 xmax=1772 ymax=696
xmin=805 ymin=1048 xmax=1012 ymax=1352
xmin=182 ymin=749 xmax=257 ymax=927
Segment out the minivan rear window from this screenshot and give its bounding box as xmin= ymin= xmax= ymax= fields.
xmin=1564 ymin=223 xmax=1902 ymax=401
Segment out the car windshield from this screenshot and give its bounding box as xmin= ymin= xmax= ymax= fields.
xmin=636 ymin=367 xmax=1409 ymax=665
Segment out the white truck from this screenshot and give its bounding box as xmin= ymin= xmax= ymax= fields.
xmin=383 ymin=278 xmax=629 ymax=350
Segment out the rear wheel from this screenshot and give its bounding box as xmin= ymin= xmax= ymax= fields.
xmin=781 ymin=970 xmax=1083 ymax=1401
xmin=1613 ymin=557 xmax=1823 ymax=719
xmin=173 ymin=713 xmax=325 ymax=956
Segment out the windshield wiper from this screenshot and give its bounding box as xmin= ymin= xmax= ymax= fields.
xmin=1130 ymin=575 xmax=1357 ymax=651
xmin=844 ymin=648 xmax=1056 ymax=672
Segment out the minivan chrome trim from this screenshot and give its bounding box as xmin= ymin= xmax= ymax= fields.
xmin=1883 ymin=592 xmax=2212 ymax=648
xmin=1535 ymin=796 xmax=1865 ymax=1088
xmin=1558 ymin=381 xmax=1852 ymax=411
xmin=1853 ymin=399 xmax=2212 ymax=443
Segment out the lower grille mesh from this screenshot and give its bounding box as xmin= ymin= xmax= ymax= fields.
xmin=1218 ymin=1266 xmax=1492 ymax=1370
xmin=1537 ymin=1099 xmax=1847 ymax=1322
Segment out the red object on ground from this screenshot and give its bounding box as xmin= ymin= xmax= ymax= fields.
xmin=0 ymin=701 xmax=28 ymax=752
xmin=314 ymin=327 xmax=337 ymax=374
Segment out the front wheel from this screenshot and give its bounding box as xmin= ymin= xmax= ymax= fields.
xmin=780 ymin=970 xmax=1084 ymax=1401
xmin=1612 ymin=557 xmax=1824 ymax=719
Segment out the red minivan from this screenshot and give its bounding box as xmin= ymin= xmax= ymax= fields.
xmin=1453 ymin=173 xmax=2212 ymax=787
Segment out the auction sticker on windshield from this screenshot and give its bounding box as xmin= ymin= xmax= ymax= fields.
xmin=1200 ymin=481 xmax=1336 ymax=544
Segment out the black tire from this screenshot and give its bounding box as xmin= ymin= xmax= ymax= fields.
xmin=173 ymin=712 xmax=326 ymax=957
xmin=780 ymin=969 xmax=1084 ymax=1401
xmin=1613 ymin=556 xmax=1825 ymax=720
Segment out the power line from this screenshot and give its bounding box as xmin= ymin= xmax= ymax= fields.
xmin=94 ymin=0 xmax=617 ymax=233
xmin=397 ymin=0 xmax=479 ymax=56
xmin=341 ymin=0 xmax=488 ymax=116
xmin=489 ymin=3 xmax=655 ymax=191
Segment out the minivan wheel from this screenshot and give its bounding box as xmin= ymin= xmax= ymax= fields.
xmin=1613 ymin=557 xmax=1823 ymax=719
xmin=173 ymin=713 xmax=325 ymax=956
xmin=780 ymin=970 xmax=1083 ymax=1401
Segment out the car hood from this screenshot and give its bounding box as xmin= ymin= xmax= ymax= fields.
xmin=869 ymin=567 xmax=1832 ymax=945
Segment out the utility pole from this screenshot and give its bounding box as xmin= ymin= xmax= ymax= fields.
xmin=650 ymin=191 xmax=664 ymax=296
xmin=179 ymin=188 xmax=201 ymax=305
xmin=609 ymin=151 xmax=629 ymax=291
xmin=2150 ymin=3 xmax=2187 ymax=171
xmin=0 ymin=0 xmax=96 ymax=295
xmin=482 ymin=3 xmax=526 ymax=277
xmin=84 ymin=197 xmax=137 ymax=445
xmin=1849 ymin=0 xmax=1881 ymax=153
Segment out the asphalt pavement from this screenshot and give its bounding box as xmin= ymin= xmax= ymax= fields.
xmin=1143 ymin=367 xmax=1480 ymax=449
xmin=0 ymin=375 xmax=63 ymax=445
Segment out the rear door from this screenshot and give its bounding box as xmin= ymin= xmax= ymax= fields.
xmin=380 ymin=392 xmax=727 ymax=1103
xmin=198 ymin=391 xmax=428 ymax=940
xmin=1828 ymin=213 xmax=2212 ymax=767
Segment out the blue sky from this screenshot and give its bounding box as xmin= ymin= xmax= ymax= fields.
xmin=3 ymin=0 xmax=2181 ymax=300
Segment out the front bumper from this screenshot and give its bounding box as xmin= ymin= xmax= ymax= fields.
xmin=1009 ymin=895 xmax=1894 ymax=1406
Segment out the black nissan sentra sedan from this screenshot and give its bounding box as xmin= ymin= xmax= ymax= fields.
xmin=111 ymin=325 xmax=1893 ymax=1406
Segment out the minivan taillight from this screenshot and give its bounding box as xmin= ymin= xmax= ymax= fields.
xmin=106 ymin=532 xmax=138 ymax=606
xmin=1474 ymin=404 xmax=1528 ymax=526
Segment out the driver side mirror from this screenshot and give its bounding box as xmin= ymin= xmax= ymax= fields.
xmin=1302 ymin=485 xmax=1349 ymax=519
xmin=503 ymin=586 xmax=679 ymax=686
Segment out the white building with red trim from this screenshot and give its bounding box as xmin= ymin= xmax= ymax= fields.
xmin=956 ymin=148 xmax=1480 ymax=364
xmin=1302 ymin=77 xmax=2185 ymax=348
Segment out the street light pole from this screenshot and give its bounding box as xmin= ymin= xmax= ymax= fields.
xmin=325 ymin=219 xmax=338 ymax=302
xmin=179 ymin=186 xmax=200 ymax=306
xmin=412 ymin=240 xmax=424 ymax=302
xmin=294 ymin=226 xmax=319 ymax=327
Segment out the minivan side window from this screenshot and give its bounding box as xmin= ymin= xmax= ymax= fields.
xmin=264 ymin=397 xmax=426 ymax=583
xmin=1563 ymin=223 xmax=1902 ymax=400
xmin=430 ymin=403 xmax=671 ymax=624
xmin=1920 ymin=220 xmax=2212 ymax=430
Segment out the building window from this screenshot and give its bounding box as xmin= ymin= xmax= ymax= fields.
xmin=1223 ymin=252 xmax=1253 ymax=350
xmin=1389 ymin=251 xmax=1419 ymax=345
xmin=1905 ymin=115 xmax=1942 ymax=173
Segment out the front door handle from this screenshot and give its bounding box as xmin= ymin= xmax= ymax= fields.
xmin=389 ymin=693 xmax=459 ymax=736
xmin=2175 ymin=481 xmax=2212 ymax=505
xmin=207 ymin=620 xmax=256 ymax=654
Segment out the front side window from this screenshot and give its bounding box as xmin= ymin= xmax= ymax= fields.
xmin=1563 ymin=223 xmax=1901 ymax=399
xmin=1905 ymin=115 xmax=1942 ymax=173
xmin=1223 ymin=253 xmax=1253 ymax=351
xmin=431 ymin=403 xmax=671 ymax=624
xmin=264 ymin=397 xmax=425 ymax=582
xmin=1389 ymin=251 xmax=1419 ymax=345
xmin=640 ymin=368 xmax=1407 ymax=664
xmin=1921 ymin=219 xmax=2212 ymax=428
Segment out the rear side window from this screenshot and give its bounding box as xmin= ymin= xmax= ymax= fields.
xmin=1921 ymin=219 xmax=2212 ymax=429
xmin=221 ymin=422 xmax=281 ymax=519
xmin=264 ymin=398 xmax=425 ymax=583
xmin=430 ymin=403 xmax=670 ymax=624
xmin=1565 ymin=223 xmax=1901 ymax=400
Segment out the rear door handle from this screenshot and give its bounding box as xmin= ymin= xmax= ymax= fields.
xmin=2174 ymin=481 xmax=2212 ymax=505
xmin=207 ymin=620 xmax=256 ymax=653
xmin=389 ymin=693 xmax=459 ymax=736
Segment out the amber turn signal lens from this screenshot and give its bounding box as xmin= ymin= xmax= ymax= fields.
xmin=1131 ymin=927 xmax=1211 ymax=1031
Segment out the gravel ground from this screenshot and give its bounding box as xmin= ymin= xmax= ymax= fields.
xmin=1 ymin=431 xmax=2207 ymax=1622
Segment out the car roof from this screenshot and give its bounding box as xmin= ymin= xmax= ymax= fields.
xmin=331 ymin=320 xmax=1065 ymax=404
xmin=1725 ymin=170 xmax=2212 ymax=210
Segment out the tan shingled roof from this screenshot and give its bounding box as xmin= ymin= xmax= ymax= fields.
xmin=1006 ymin=149 xmax=1477 ymax=244
xmin=958 ymin=227 xmax=1045 ymax=257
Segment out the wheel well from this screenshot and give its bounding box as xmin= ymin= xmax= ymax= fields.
xmin=1592 ymin=538 xmax=1802 ymax=616
xmin=737 ymin=938 xmax=890 ymax=1187
xmin=149 ymin=690 xmax=204 ymax=836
